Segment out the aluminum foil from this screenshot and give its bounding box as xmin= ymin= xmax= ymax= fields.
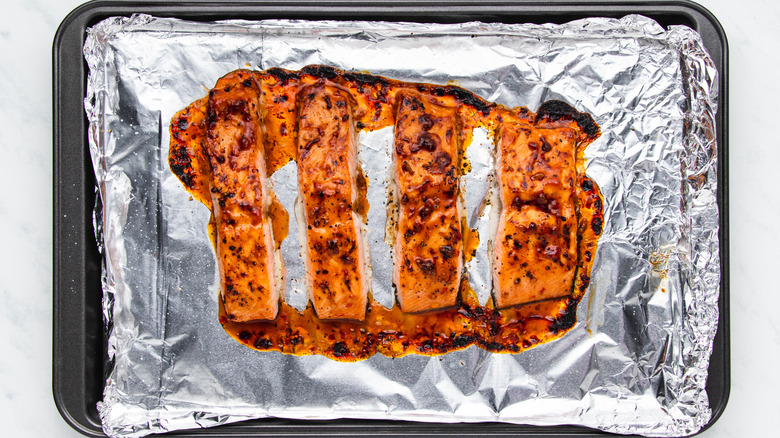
xmin=84 ymin=14 xmax=720 ymax=438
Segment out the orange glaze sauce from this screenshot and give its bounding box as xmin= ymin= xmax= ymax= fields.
xmin=355 ymin=169 xmax=370 ymax=223
xmin=219 ymin=283 xmax=573 ymax=360
xmin=462 ymin=220 xmax=480 ymax=263
xmin=171 ymin=66 xmax=604 ymax=361
xmin=268 ymin=195 xmax=289 ymax=249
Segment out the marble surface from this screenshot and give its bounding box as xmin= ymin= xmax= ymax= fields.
xmin=0 ymin=0 xmax=774 ymax=436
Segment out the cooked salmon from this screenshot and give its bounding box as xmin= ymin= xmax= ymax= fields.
xmin=296 ymin=84 xmax=369 ymax=321
xmin=392 ymin=91 xmax=463 ymax=313
xmin=206 ymin=70 xmax=281 ymax=322
xmin=170 ymin=66 xmax=605 ymax=359
xmin=492 ymin=119 xmax=578 ymax=308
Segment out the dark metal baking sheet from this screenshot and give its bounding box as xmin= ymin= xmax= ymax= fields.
xmin=53 ymin=1 xmax=729 ymax=436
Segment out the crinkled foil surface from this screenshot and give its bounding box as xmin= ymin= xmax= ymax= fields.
xmin=84 ymin=14 xmax=720 ymax=438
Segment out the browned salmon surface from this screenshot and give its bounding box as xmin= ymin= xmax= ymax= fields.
xmin=393 ymin=91 xmax=462 ymax=313
xmin=493 ymin=116 xmax=579 ymax=308
xmin=205 ymin=70 xmax=280 ymax=322
xmin=170 ymin=66 xmax=603 ymax=360
xmin=296 ymin=84 xmax=368 ymax=321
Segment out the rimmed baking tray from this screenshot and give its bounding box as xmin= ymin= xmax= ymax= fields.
xmin=53 ymin=1 xmax=729 ymax=436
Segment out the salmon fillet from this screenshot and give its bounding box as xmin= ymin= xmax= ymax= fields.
xmin=296 ymin=84 xmax=369 ymax=321
xmin=206 ymin=70 xmax=280 ymax=322
xmin=392 ymin=91 xmax=463 ymax=313
xmin=492 ymin=119 xmax=578 ymax=308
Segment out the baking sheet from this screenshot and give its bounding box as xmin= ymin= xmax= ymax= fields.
xmin=83 ymin=14 xmax=720 ymax=437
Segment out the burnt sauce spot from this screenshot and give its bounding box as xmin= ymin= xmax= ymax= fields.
xmin=540 ymin=137 xmax=552 ymax=152
xmin=416 ymin=258 xmax=436 ymax=274
xmin=432 ymin=86 xmax=493 ymax=115
xmin=591 ymin=217 xmax=603 ymax=234
xmin=332 ymin=342 xmax=350 ymax=358
xmin=169 ymin=145 xmax=194 ymax=188
xmin=415 ymin=132 xmax=439 ymax=152
xmin=266 ymin=67 xmax=299 ymax=84
xmin=429 ymin=152 xmax=452 ymax=174
xmin=254 ymin=338 xmax=273 ymax=349
xmin=418 ymin=114 xmax=434 ymax=131
xmin=301 ymin=64 xmax=339 ymax=79
xmin=550 ymin=300 xmax=578 ymax=334
xmin=343 ymin=71 xmax=390 ymax=87
xmin=439 ymin=245 xmax=455 ymax=259
xmin=536 ymin=100 xmax=599 ymax=138
xmin=581 ymin=179 xmax=593 ymax=191
xmin=418 ymin=204 xmax=432 ymax=219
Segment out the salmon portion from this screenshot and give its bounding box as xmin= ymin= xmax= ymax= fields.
xmin=393 ymin=92 xmax=463 ymax=313
xmin=206 ymin=70 xmax=280 ymax=322
xmin=493 ymin=120 xmax=578 ymax=308
xmin=296 ymin=84 xmax=368 ymax=321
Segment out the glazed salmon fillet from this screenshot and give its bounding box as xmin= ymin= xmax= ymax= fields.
xmin=393 ymin=92 xmax=463 ymax=313
xmin=492 ymin=117 xmax=579 ymax=308
xmin=296 ymin=84 xmax=369 ymax=321
xmin=206 ymin=70 xmax=281 ymax=322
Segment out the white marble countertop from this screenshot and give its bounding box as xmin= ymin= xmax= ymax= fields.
xmin=0 ymin=0 xmax=774 ymax=436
